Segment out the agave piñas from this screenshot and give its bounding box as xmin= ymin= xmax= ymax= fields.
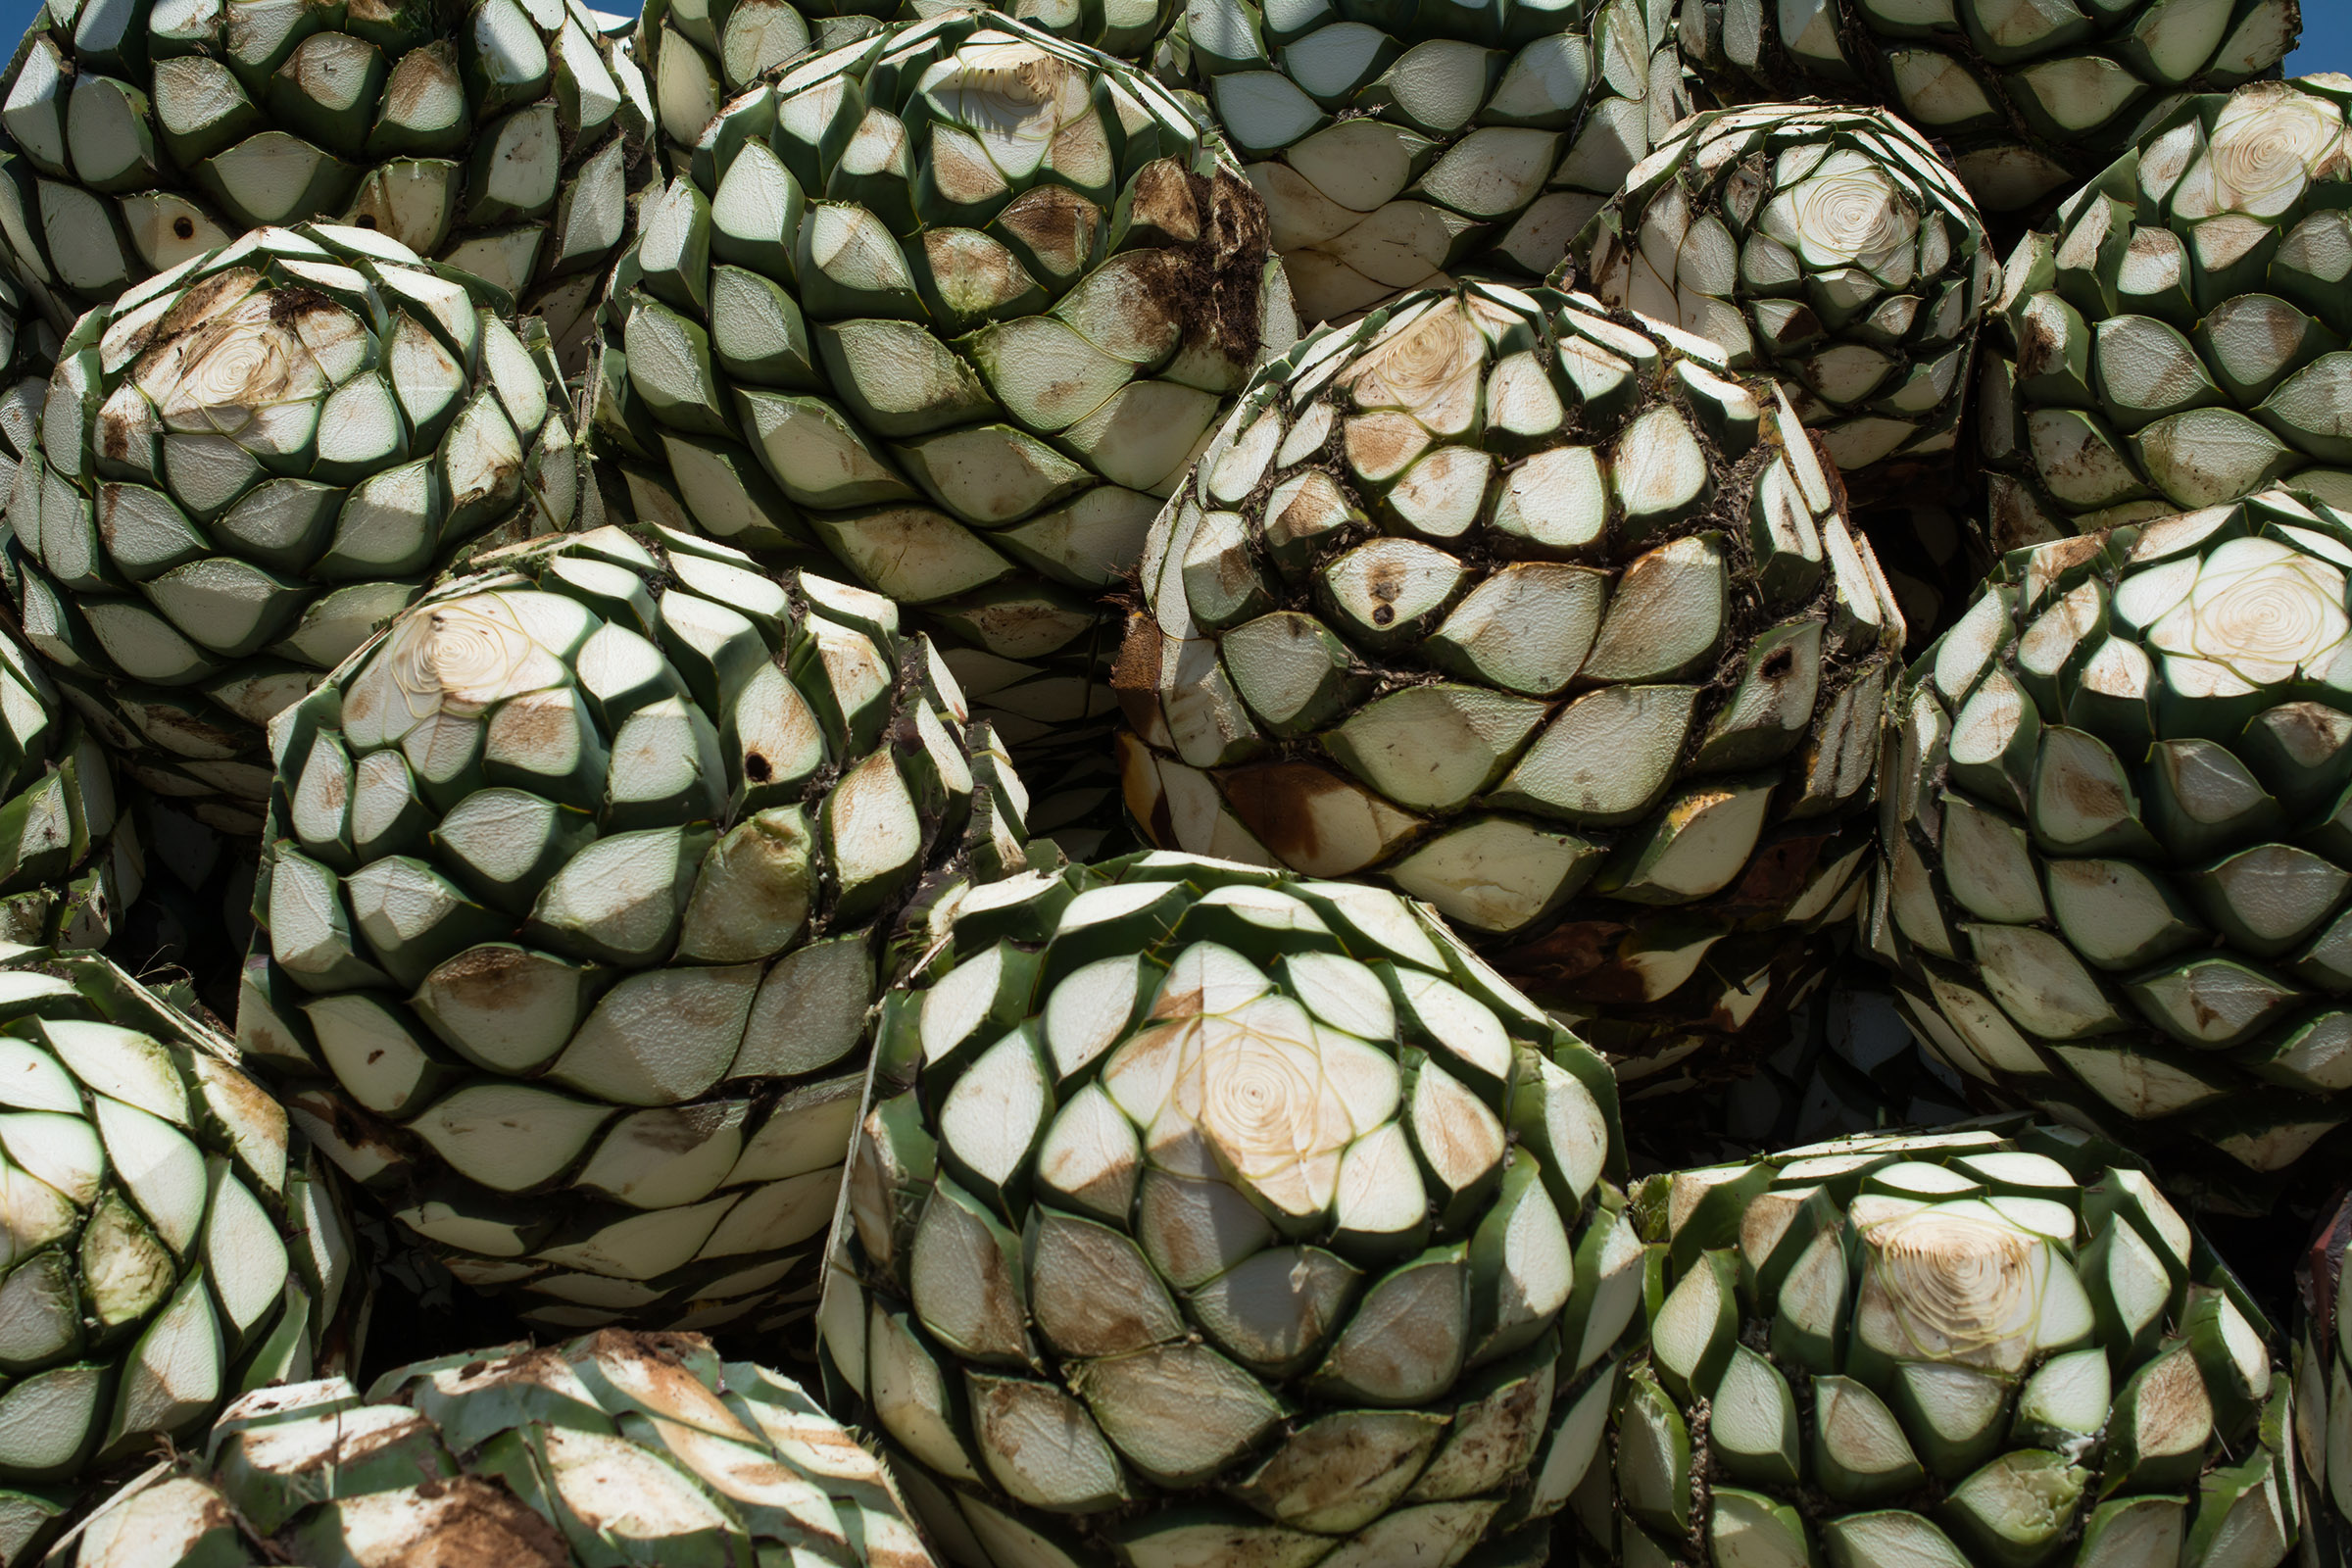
xmin=60 ymin=1329 xmax=936 ymax=1567
xmin=1563 ymin=1122 xmax=2300 ymax=1568
xmin=591 ymin=11 xmax=1291 ymax=854
xmin=8 ymin=221 xmax=582 ymax=834
xmin=1878 ymin=493 xmax=2352 ymax=1203
xmin=0 ymin=946 xmax=357 ymax=1566
xmin=820 ymin=850 xmax=1641 ymax=1566
xmin=242 ymin=522 xmax=1033 ymax=1340
xmin=0 ymin=0 xmax=655 ymax=364
xmin=1117 ymin=280 xmax=1908 ymax=1071
xmin=1576 ymin=102 xmax=1993 ymax=496
xmin=1674 ymin=0 xmax=2298 ymax=218
xmin=1160 ymin=0 xmax=1690 ymax=325
xmin=1983 ymin=79 xmax=2352 ymax=548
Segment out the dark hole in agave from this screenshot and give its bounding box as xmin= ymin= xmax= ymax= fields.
xmin=355 ymin=215 xmax=377 ymax=229
xmin=745 ymin=751 xmax=772 ymax=783
xmin=172 ymin=217 xmax=194 ymax=239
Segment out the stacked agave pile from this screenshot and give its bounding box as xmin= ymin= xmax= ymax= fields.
xmin=1117 ymin=280 xmax=1908 ymax=1068
xmin=59 ymin=1330 xmax=936 ymax=1568
xmin=1982 ymin=79 xmax=2352 ymax=549
xmin=0 ymin=0 xmax=654 ymax=360
xmin=1158 ymin=0 xmax=1687 ymax=324
xmin=1878 ymin=494 xmax=2352 ymax=1201
xmin=2304 ymin=1190 xmax=2351 ymax=1568
xmin=1575 ymin=102 xmax=1994 ymax=494
xmin=820 ymin=851 xmax=1642 ymax=1565
xmin=0 ymin=946 xmax=356 ymax=1565
xmin=8 ymin=222 xmax=582 ymax=834
xmin=1566 ymin=1123 xmax=2298 ymax=1568
xmin=1675 ymin=0 xmax=2299 ymax=217
xmin=242 ymin=523 xmax=1032 ymax=1338
xmin=588 ymin=11 xmax=1290 ymax=853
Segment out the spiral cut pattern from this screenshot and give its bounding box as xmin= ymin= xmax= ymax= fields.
xmin=588 ymin=12 xmax=1291 ymax=858
xmin=55 ymin=1329 xmax=937 ymax=1568
xmin=1878 ymin=491 xmax=2352 ymax=1206
xmin=1674 ymin=0 xmax=2295 ymax=219
xmin=2300 ymin=1191 xmax=2352 ymax=1568
xmin=1984 ymin=80 xmax=2352 ymax=550
xmin=242 ymin=523 xmax=1034 ymax=1340
xmin=0 ymin=946 xmax=357 ymax=1568
xmin=7 ymin=223 xmax=584 ymax=833
xmin=818 ymin=851 xmax=1637 ymax=1567
xmin=1566 ymin=1123 xmax=2298 ymax=1568
xmin=1117 ymin=281 xmax=1909 ymax=1074
xmin=640 ymin=0 xmax=1182 ymax=174
xmin=0 ymin=0 xmax=656 ymax=366
xmin=1162 ymin=0 xmax=1689 ymax=327
xmin=1575 ymin=104 xmax=1993 ymax=497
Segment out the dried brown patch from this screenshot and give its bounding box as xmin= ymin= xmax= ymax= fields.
xmin=422 ymin=946 xmax=545 ymax=1010
xmin=1218 ymin=760 xmax=1355 ymax=867
xmin=395 ymin=1476 xmax=570 ymax=1568
xmin=1491 ymin=920 xmax=1625 ymax=992
xmin=1111 ymin=611 xmax=1163 ymax=730
xmin=998 ymin=184 xmax=1102 ymax=277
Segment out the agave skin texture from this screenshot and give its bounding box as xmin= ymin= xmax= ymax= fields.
xmin=1983 ymin=79 xmax=2352 ymax=550
xmin=1118 ymin=280 xmax=1909 ymax=1073
xmin=1878 ymin=492 xmax=2352 ymax=1208
xmin=241 ymin=521 xmax=1035 ymax=1342
xmin=7 ymin=221 xmax=584 ymax=835
xmin=56 ymin=1329 xmax=938 ymax=1567
xmin=1564 ymin=1121 xmax=2298 ymax=1568
xmin=1576 ymin=101 xmax=1995 ymax=501
xmin=820 ymin=850 xmax=1642 ymax=1566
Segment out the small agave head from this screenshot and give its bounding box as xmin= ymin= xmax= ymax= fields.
xmin=1858 ymin=1201 xmax=2049 ymax=1375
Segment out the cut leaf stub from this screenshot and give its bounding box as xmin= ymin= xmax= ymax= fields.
xmin=241 ymin=523 xmax=1036 ymax=1343
xmin=1567 ymin=1123 xmax=2299 ymax=1568
xmin=1984 ymin=79 xmax=2352 ymax=546
xmin=1677 ymin=0 xmax=2297 ymax=220
xmin=586 ymin=12 xmax=1295 ymax=859
xmin=1572 ymin=103 xmax=1995 ymax=501
xmin=1119 ymin=280 xmax=1910 ymax=1071
xmin=6 ymin=223 xmax=586 ymax=833
xmin=1878 ymin=490 xmax=2352 ymax=1202
xmin=819 ymin=850 xmax=1639 ymax=1567
xmin=0 ymin=945 xmax=356 ymax=1567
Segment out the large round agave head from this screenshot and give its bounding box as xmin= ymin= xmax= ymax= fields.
xmin=0 ymin=946 xmax=356 ymax=1564
xmin=1677 ymin=0 xmax=2297 ymax=219
xmin=643 ymin=0 xmax=1181 ymax=168
xmin=1570 ymin=1123 xmax=2297 ymax=1568
xmin=0 ymin=0 xmax=655 ymax=360
xmin=1984 ymin=78 xmax=2352 ymax=549
xmin=9 ymin=221 xmax=584 ymax=834
xmin=241 ymin=522 xmax=1034 ymax=1339
xmin=2301 ymin=1190 xmax=2351 ymax=1567
xmin=59 ymin=1329 xmax=936 ymax=1568
xmin=1117 ymin=280 xmax=1908 ymax=1068
xmin=1164 ymin=0 xmax=1687 ymax=327
xmin=1878 ymin=490 xmax=2352 ymax=1202
xmin=1576 ymin=103 xmax=1994 ymax=496
xmin=817 ymin=851 xmax=1639 ymax=1565
xmin=589 ymin=9 xmax=1290 ymax=854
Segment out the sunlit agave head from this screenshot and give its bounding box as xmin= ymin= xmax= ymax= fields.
xmin=2187 ymin=84 xmax=2349 ymax=220
xmin=1862 ymin=1201 xmax=2047 ymax=1374
xmin=2146 ymin=537 xmax=2351 ymax=686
